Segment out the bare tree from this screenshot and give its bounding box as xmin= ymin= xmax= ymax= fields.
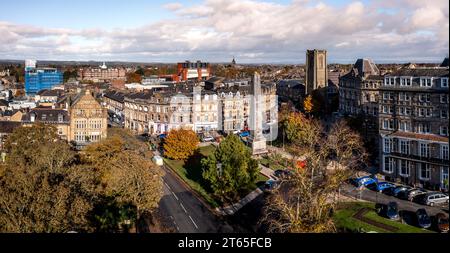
xmin=262 ymin=116 xmax=367 ymax=233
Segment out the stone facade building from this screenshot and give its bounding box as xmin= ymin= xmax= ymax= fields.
xmin=22 ymin=108 xmax=71 ymax=140
xmin=339 ymin=59 xmax=384 ymax=155
xmin=69 ymin=90 xmax=108 ymax=148
xmin=123 ymin=79 xmax=277 ymax=136
xmin=77 ymin=62 xmax=126 ymax=83
xmin=379 ymin=67 xmax=449 ymax=190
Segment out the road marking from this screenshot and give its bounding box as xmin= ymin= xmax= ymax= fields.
xmin=172 ymin=191 xmax=179 ymax=201
xmin=189 ymin=215 xmax=199 ymax=229
xmin=164 ymin=181 xmax=172 ymax=190
xmin=180 ymin=203 xmax=188 ymax=213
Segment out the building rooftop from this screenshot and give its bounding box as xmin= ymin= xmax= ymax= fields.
xmin=21 ymin=108 xmax=70 ymax=124
xmin=0 ymin=121 xmax=22 ymax=134
xmin=354 ymin=58 xmax=380 ymax=77
xmin=387 ymin=68 xmax=449 ymax=77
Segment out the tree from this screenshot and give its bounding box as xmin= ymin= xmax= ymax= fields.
xmin=303 ymin=95 xmax=313 ymax=114
xmin=0 ymin=125 xmax=163 ymax=233
xmin=0 ymin=124 xmax=97 ymax=232
xmin=201 ymin=134 xmax=259 ymax=203
xmin=63 ymin=69 xmax=78 ymax=82
xmin=82 ymin=129 xmax=163 ymax=228
xmin=163 ymin=129 xmax=199 ymax=160
xmin=262 ymin=119 xmax=367 ymax=233
xmin=126 ymin=72 xmax=142 ymax=83
xmin=283 ymin=112 xmax=321 ymax=148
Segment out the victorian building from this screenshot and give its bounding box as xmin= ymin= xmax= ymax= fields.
xmin=379 ymin=66 xmax=449 ymax=190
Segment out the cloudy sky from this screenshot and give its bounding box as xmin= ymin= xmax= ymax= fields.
xmin=0 ymin=0 xmax=448 ymax=63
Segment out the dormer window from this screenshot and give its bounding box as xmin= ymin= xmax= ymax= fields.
xmin=420 ymin=77 xmax=432 ymax=87
xmin=384 ymin=77 xmax=395 ymax=86
xmin=400 ymin=77 xmax=412 ymax=86
xmin=442 ymin=77 xmax=449 ymax=88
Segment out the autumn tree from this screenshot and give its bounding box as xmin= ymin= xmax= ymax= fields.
xmin=82 ymin=129 xmax=163 ymax=231
xmin=163 ymin=129 xmax=199 ymax=160
xmin=201 ymin=134 xmax=259 ymax=203
xmin=126 ymin=72 xmax=142 ymax=83
xmin=262 ymin=118 xmax=366 ymax=233
xmin=303 ymin=95 xmax=313 ymax=114
xmin=0 ymin=124 xmax=97 ymax=232
xmin=0 ymin=125 xmax=163 ymax=233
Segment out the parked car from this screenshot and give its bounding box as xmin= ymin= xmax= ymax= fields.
xmin=274 ymin=169 xmax=292 ymax=179
xmin=352 ymin=176 xmax=377 ymax=187
xmin=264 ymin=179 xmax=280 ymax=192
xmin=416 ymin=209 xmax=432 ymax=229
xmin=401 ymin=188 xmax=427 ymax=201
xmin=375 ymin=182 xmax=396 ymax=193
xmin=386 ymin=186 xmax=412 ymax=197
xmin=435 ymin=213 xmax=449 ymax=233
xmin=239 ymin=131 xmax=250 ymax=138
xmin=418 ymin=192 xmax=449 ymax=207
xmin=201 ymin=135 xmax=215 ymax=142
xmin=386 ymin=202 xmax=400 ymax=221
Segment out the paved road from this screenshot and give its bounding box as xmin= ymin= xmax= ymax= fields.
xmin=341 ymin=183 xmax=449 ymax=216
xmin=158 ymin=165 xmax=227 ymax=233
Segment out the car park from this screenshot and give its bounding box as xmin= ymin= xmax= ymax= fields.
xmin=416 ymin=209 xmax=432 ymax=229
xmin=386 ymin=202 xmax=400 ymax=221
xmin=418 ymin=192 xmax=449 ymax=207
xmin=435 ymin=213 xmax=449 ymax=233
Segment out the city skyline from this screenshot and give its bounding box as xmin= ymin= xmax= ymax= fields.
xmin=0 ymin=0 xmax=449 ymax=63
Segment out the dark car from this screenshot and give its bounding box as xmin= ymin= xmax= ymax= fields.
xmin=401 ymin=188 xmax=426 ymax=201
xmin=435 ymin=213 xmax=449 ymax=233
xmin=394 ymin=186 xmax=413 ymax=197
xmin=416 ymin=209 xmax=432 ymax=229
xmin=386 ymin=202 xmax=400 ymax=220
xmin=274 ymin=169 xmax=292 ymax=179
xmin=264 ymin=179 xmax=280 ymax=192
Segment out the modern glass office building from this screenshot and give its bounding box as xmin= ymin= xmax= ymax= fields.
xmin=25 ymin=66 xmax=63 ymax=95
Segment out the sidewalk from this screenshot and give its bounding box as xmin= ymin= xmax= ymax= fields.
xmin=216 ymin=187 xmax=263 ymax=215
xmin=260 ymin=164 xmax=276 ymax=179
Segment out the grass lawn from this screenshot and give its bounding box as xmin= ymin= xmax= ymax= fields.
xmin=333 ymin=202 xmax=434 ymax=233
xmin=164 ymin=145 xmax=219 ymax=208
xmin=256 ymin=174 xmax=270 ymax=187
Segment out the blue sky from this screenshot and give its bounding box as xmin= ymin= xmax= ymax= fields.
xmin=0 ymin=0 xmax=448 ymax=63
xmin=0 ymin=0 xmax=360 ymax=29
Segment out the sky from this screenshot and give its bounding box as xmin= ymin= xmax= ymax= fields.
xmin=0 ymin=0 xmax=448 ymax=63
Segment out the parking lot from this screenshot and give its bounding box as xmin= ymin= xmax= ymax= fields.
xmin=342 ymin=183 xmax=448 ymax=213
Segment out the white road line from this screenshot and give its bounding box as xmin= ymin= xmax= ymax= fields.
xmin=172 ymin=191 xmax=179 ymax=201
xmin=164 ymin=182 xmax=172 ymax=190
xmin=180 ymin=203 xmax=188 ymax=213
xmin=189 ymin=215 xmax=199 ymax=229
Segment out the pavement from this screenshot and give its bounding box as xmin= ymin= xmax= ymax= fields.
xmin=217 ymin=188 xmax=263 ymax=215
xmin=340 ymin=183 xmax=449 ymax=216
xmin=157 ymin=165 xmax=228 ymax=233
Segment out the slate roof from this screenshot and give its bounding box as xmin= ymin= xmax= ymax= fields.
xmin=387 ymin=68 xmax=449 ymax=78
xmin=21 ymin=108 xmax=70 ymax=124
xmin=0 ymin=121 xmax=21 ymax=134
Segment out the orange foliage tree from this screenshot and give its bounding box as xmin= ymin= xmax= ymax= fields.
xmin=163 ymin=129 xmax=199 ymax=160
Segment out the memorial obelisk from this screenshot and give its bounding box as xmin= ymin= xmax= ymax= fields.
xmin=249 ymin=72 xmax=267 ymax=155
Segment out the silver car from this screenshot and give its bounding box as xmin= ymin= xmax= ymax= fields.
xmin=420 ymin=192 xmax=449 ymax=207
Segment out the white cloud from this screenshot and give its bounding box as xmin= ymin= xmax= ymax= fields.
xmin=0 ymin=0 xmax=448 ymax=63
